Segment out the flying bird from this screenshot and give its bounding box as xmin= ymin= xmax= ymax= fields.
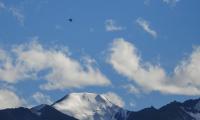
xmin=68 ymin=18 xmax=73 ymax=22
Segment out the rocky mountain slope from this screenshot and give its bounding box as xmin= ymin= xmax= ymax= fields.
xmin=1 ymin=92 xmax=200 ymax=120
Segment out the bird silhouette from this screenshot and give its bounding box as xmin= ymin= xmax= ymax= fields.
xmin=68 ymin=18 xmax=73 ymax=22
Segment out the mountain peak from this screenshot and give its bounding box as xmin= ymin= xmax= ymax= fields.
xmin=52 ymin=92 xmax=126 ymax=120
xmin=2 ymin=93 xmax=200 ymax=120
xmin=53 ymin=92 xmax=112 ymax=107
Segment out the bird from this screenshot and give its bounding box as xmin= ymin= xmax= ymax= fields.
xmin=68 ymin=18 xmax=73 ymax=22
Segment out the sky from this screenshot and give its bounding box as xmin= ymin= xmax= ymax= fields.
xmin=0 ymin=0 xmax=200 ymax=111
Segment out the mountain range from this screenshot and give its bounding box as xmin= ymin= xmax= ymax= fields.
xmin=0 ymin=92 xmax=200 ymax=120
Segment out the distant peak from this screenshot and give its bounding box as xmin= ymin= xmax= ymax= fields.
xmin=53 ymin=92 xmax=111 ymax=105
xmin=52 ymin=92 xmax=123 ymax=120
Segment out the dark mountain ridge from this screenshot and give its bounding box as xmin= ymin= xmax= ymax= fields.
xmin=0 ymin=105 xmax=78 ymax=120
xmin=0 ymin=93 xmax=200 ymax=120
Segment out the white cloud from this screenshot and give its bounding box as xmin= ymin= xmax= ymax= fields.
xmin=163 ymin=0 xmax=180 ymax=6
xmin=173 ymin=47 xmax=200 ymax=89
xmin=32 ymin=92 xmax=52 ymax=105
xmin=81 ymin=55 xmax=97 ymax=65
xmin=107 ymin=38 xmax=200 ymax=96
xmin=9 ymin=7 xmax=24 ymax=25
xmin=136 ymin=18 xmax=157 ymax=38
xmin=105 ymin=19 xmax=124 ymax=32
xmin=123 ymin=84 xmax=140 ymax=94
xmin=0 ymin=48 xmax=30 ymax=83
xmin=102 ymin=92 xmax=125 ymax=107
xmin=0 ymin=89 xmax=24 ymax=109
xmin=0 ymin=40 xmax=111 ymax=90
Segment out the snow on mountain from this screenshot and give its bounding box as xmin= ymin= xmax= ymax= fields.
xmin=1 ymin=92 xmax=200 ymax=120
xmin=31 ymin=104 xmax=78 ymax=120
xmin=52 ymin=92 xmax=127 ymax=120
xmin=188 ymin=112 xmax=200 ymax=120
xmin=195 ymin=101 xmax=200 ymax=112
xmin=183 ymin=99 xmax=200 ymax=120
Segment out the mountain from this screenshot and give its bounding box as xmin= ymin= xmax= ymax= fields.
xmin=127 ymin=99 xmax=200 ymax=120
xmin=0 ymin=107 xmax=41 ymax=120
xmin=48 ymin=92 xmax=200 ymax=120
xmin=31 ymin=104 xmax=78 ymax=120
xmin=0 ymin=92 xmax=200 ymax=120
xmin=0 ymin=105 xmax=77 ymax=120
xmin=52 ymin=92 xmax=127 ymax=120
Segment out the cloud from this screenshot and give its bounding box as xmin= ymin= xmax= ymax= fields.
xmin=136 ymin=18 xmax=157 ymax=38
xmin=32 ymin=92 xmax=52 ymax=105
xmin=163 ymin=0 xmax=180 ymax=6
xmin=0 ymin=1 xmax=5 ymax=10
xmin=9 ymin=7 xmax=25 ymax=25
xmin=0 ymin=89 xmax=25 ymax=109
xmin=173 ymin=47 xmax=200 ymax=89
xmin=145 ymin=0 xmax=180 ymax=6
xmin=0 ymin=2 xmax=25 ymax=25
xmin=107 ymin=38 xmax=200 ymax=96
xmin=105 ymin=19 xmax=124 ymax=32
xmin=123 ymin=84 xmax=140 ymax=94
xmin=0 ymin=49 xmax=29 ymax=83
xmin=102 ymin=92 xmax=125 ymax=107
xmin=0 ymin=40 xmax=111 ymax=90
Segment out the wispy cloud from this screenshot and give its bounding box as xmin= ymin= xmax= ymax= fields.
xmin=32 ymin=92 xmax=52 ymax=105
xmin=123 ymin=84 xmax=140 ymax=94
xmin=0 ymin=39 xmax=111 ymax=90
xmin=163 ymin=0 xmax=180 ymax=6
xmin=9 ymin=7 xmax=25 ymax=25
xmin=0 ymin=1 xmax=5 ymax=10
xmin=105 ymin=19 xmax=125 ymax=32
xmin=0 ymin=1 xmax=25 ymax=25
xmin=144 ymin=0 xmax=180 ymax=6
xmin=136 ymin=18 xmax=157 ymax=38
xmin=107 ymin=38 xmax=200 ymax=96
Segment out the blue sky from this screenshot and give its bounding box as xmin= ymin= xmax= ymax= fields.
xmin=0 ymin=0 xmax=200 ymax=111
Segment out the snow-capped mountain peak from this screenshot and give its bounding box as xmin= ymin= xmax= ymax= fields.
xmin=52 ymin=92 xmax=127 ymax=120
xmin=1 ymin=92 xmax=200 ymax=120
